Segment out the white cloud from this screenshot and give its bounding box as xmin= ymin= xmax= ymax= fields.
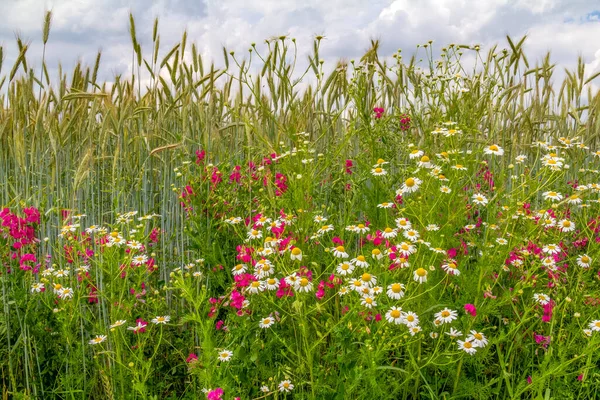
xmin=0 ymin=0 xmax=598 ymax=89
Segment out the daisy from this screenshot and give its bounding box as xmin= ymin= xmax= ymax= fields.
xmin=314 ymin=215 xmax=328 ymax=223
xmin=58 ymin=287 xmax=74 ymax=299
xmin=31 ymin=282 xmax=45 ymax=293
xmin=466 ymin=330 xmax=488 ymax=347
xmin=332 ymin=246 xmax=349 ymax=258
xmin=397 ymin=242 xmax=417 ymax=256
xmin=567 ymin=194 xmax=583 ymax=205
xmin=558 ymin=219 xmax=575 ymax=232
xmin=371 ymin=248 xmax=384 ymax=260
xmin=127 ymin=240 xmax=143 ymax=250
xmin=584 ymin=328 xmax=593 ymax=337
xmin=413 ymin=268 xmax=428 ymax=283
xmin=338 ymin=287 xmax=350 ymax=296
xmin=372 ymin=286 xmax=383 ymax=295
xmin=577 ymin=254 xmax=592 ymax=268
xmin=132 ymin=255 xmax=148 ymax=266
xmin=371 ymin=167 xmax=387 ymax=176
xmin=218 ymin=350 xmax=233 ymax=362
xmin=317 ymin=225 xmax=334 ymax=235
xmin=402 ymin=311 xmax=420 ymax=327
xmin=259 ymin=317 xmax=275 ymax=329
xmin=85 ymin=225 xmax=100 ymax=234
xmin=361 ymin=295 xmax=377 ymax=309
xmin=351 ymin=255 xmax=369 ymax=268
xmin=543 ymin=191 xmax=563 ymax=202
xmin=295 ymin=277 xmax=313 ymax=293
xmin=395 ymin=218 xmax=412 ymax=230
xmin=374 ymin=158 xmax=389 ymax=166
xmin=260 ymin=386 xmax=270 ymax=393
xmin=278 ymin=380 xmax=294 ymax=393
xmin=381 ymin=227 xmax=398 ymax=239
xmin=401 ymin=177 xmax=422 ymax=193
xmin=542 ymin=244 xmax=561 ymax=255
xmin=354 ymin=223 xmax=369 ymax=234
xmin=377 ymin=202 xmax=394 ymax=209
xmin=441 ymin=261 xmax=460 ymax=276
xmin=256 ymin=247 xmax=275 ymax=257
xmin=440 ymin=185 xmax=452 ymax=194
xmin=360 ymin=272 xmax=377 ymax=287
xmin=452 ymin=164 xmax=467 ymax=171
xmin=589 ymin=320 xmax=600 ymax=331
xmin=418 ymin=155 xmax=432 ymax=168
xmin=445 ymin=327 xmax=463 ymax=338
xmin=426 ymin=224 xmax=440 ymax=231
xmin=255 ymin=260 xmax=275 ymax=279
xmin=254 ymin=216 xmax=272 ymax=227
xmin=128 ymin=320 xmax=148 ymax=333
xmin=542 ymin=157 xmax=564 ymax=169
xmin=541 ymin=257 xmax=556 ymax=269
xmin=405 ymin=326 xmax=421 ymax=337
xmin=496 ymin=238 xmax=508 ymax=245
xmin=53 ymin=269 xmax=69 ymax=278
xmin=387 ymin=283 xmax=405 ymax=299
xmin=443 ymin=128 xmax=462 ymax=137
xmin=434 ymin=308 xmax=458 ymax=324
xmin=248 ymin=280 xmax=266 ymax=294
xmin=394 ymin=256 xmax=410 ymax=269
xmin=472 ymin=193 xmax=488 ymax=206
xmin=386 ymin=307 xmax=404 ymax=324
xmin=336 ymin=262 xmax=355 ymax=276
xmin=225 ymin=216 xmax=242 ymax=225
xmin=265 ymin=278 xmax=279 ymax=291
xmin=89 ymin=335 xmax=107 ymax=345
xmin=232 ymin=263 xmax=248 ymax=276
xmin=409 ymin=149 xmax=424 ymax=159
xmin=515 ymin=155 xmax=527 ymax=163
xmin=247 ymin=229 xmax=263 ymax=240
xmin=541 ymin=216 xmax=556 ymax=228
xmin=403 ymin=229 xmax=420 ymax=242
xmin=484 ymin=144 xmax=504 ymax=156
xmin=533 ymin=293 xmax=551 ymax=306
xmin=457 ymin=339 xmax=477 ymax=355
xmin=110 ymin=320 xmax=127 ymax=329
xmin=151 ymin=316 xmax=170 ymax=324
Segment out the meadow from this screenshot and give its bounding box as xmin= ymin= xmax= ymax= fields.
xmin=2 ymin=13 xmax=600 ymax=399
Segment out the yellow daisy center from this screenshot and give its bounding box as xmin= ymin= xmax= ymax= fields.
xmin=405 ymin=178 xmax=415 ymax=187
xmin=391 ymin=310 xmax=401 ymax=318
xmin=416 ymin=268 xmax=427 ymax=277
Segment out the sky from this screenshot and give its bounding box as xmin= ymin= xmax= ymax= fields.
xmin=1 ymin=0 xmax=600 ymax=88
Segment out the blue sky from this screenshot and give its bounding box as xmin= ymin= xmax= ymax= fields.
xmin=0 ymin=0 xmax=599 ymax=86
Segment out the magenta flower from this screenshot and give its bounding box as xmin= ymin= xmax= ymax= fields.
xmin=464 ymin=304 xmax=477 ymax=317
xmin=207 ymin=388 xmax=223 ymax=400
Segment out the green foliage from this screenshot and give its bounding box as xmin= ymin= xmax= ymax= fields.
xmin=2 ymin=13 xmax=600 ymax=400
